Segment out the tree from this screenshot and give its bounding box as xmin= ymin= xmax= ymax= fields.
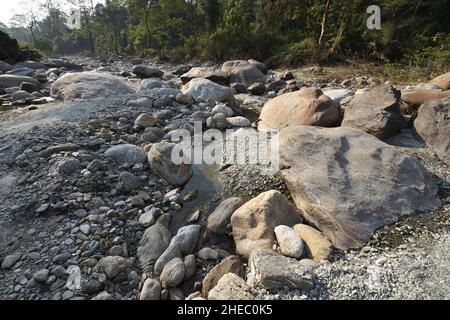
xmin=40 ymin=1 xmax=68 ymax=40
xmin=66 ymin=0 xmax=97 ymax=54
xmin=199 ymin=0 xmax=221 ymax=33
xmin=94 ymin=0 xmax=129 ymax=54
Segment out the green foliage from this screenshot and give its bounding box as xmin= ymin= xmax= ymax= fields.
xmin=34 ymin=38 xmax=54 ymax=53
xmin=384 ymin=33 xmax=450 ymax=82
xmin=275 ymin=38 xmax=320 ymax=66
xmin=93 ymin=0 xmax=129 ymax=56
xmin=2 ymin=0 xmax=449 ymax=70
xmin=17 ymin=41 xmax=44 ymax=59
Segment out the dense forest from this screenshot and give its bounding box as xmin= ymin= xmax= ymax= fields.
xmin=1 ymin=0 xmax=450 ymax=69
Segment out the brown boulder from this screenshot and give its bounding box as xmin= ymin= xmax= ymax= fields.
xmin=230 ymin=190 xmax=303 ymax=257
xmin=429 ymin=72 xmax=450 ymax=90
xmin=258 ymin=87 xmax=339 ymax=131
xmin=401 ymin=90 xmax=450 ymax=116
xmin=202 ymin=256 xmax=245 ymax=297
xmin=293 ymin=224 xmax=332 ymax=262
xmin=222 ymin=60 xmax=266 ymax=86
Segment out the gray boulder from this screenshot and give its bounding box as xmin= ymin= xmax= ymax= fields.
xmin=208 ymin=273 xmax=255 ymax=300
xmin=180 ymin=67 xmax=229 ymax=85
xmin=248 ymin=59 xmax=268 ymax=74
xmin=248 ymin=250 xmax=314 ymax=290
xmin=222 ymin=60 xmax=266 ymax=85
xmin=132 ymin=65 xmax=163 ymax=78
xmin=137 ymin=223 xmax=172 ymax=268
xmin=277 ymin=125 xmax=441 ymax=249
xmin=154 ymin=224 xmax=201 ymax=275
xmin=0 ymin=74 xmax=40 ymax=89
xmin=6 ymin=67 xmax=34 ymax=77
xmin=160 ymin=257 xmax=185 ymax=288
xmin=139 ymin=78 xmax=165 ymax=90
xmin=207 ymin=197 xmax=244 ymax=235
xmin=105 ymin=144 xmax=147 ymax=165
xmin=414 ymin=96 xmax=450 ymax=165
xmin=11 ymin=90 xmax=33 ymax=102
xmin=182 ymin=78 xmax=234 ymax=104
xmin=1 ymin=253 xmax=21 ymax=269
xmin=50 ymin=72 xmax=134 ymax=100
xmin=341 ymin=85 xmax=404 ymax=140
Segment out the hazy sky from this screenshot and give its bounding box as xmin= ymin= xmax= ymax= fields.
xmin=0 ymin=1 xmax=21 ymax=25
xmin=0 ymin=0 xmax=105 ymax=26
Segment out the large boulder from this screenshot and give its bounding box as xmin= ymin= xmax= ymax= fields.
xmin=50 ymin=72 xmax=134 ymax=100
xmin=13 ymin=61 xmax=45 ymax=70
xmin=0 ymin=61 xmax=12 ymax=73
xmin=181 ymin=78 xmax=234 ymax=104
xmin=180 ymin=67 xmax=229 ymax=85
xmin=414 ymin=97 xmax=450 ymax=165
xmin=6 ymin=67 xmax=35 ymax=77
xmin=222 ymin=60 xmax=266 ymax=85
xmin=401 ymin=90 xmax=450 ymax=115
xmin=248 ymin=250 xmax=314 ymax=290
xmin=0 ymin=31 xmax=19 ymax=63
xmin=43 ymin=58 xmax=83 ymax=70
xmin=11 ymin=90 xmax=33 ymax=103
xmin=341 ymin=85 xmax=404 ymax=140
xmin=147 ymin=142 xmax=193 ymax=186
xmin=277 ymin=126 xmax=441 ymax=250
xmin=230 ymin=190 xmax=303 ymax=257
xmin=0 ymin=74 xmax=40 ymax=89
xmin=248 ymin=59 xmax=268 ymax=74
xmin=258 ymin=87 xmax=339 ymax=131
xmin=429 ymin=72 xmax=450 ymax=90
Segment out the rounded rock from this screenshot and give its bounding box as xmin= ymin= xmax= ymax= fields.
xmin=274 ymin=225 xmax=304 ymax=258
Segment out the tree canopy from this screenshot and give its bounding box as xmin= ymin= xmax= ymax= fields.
xmin=2 ymin=0 xmax=449 ymax=69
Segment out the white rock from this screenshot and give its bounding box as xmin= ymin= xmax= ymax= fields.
xmin=323 ymin=89 xmax=354 ymax=103
xmin=226 ymin=116 xmax=251 ymax=127
xmin=80 ymin=224 xmax=91 ymax=235
xmin=139 ymin=212 xmax=155 ymax=225
xmin=274 ymin=225 xmax=304 ymax=258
